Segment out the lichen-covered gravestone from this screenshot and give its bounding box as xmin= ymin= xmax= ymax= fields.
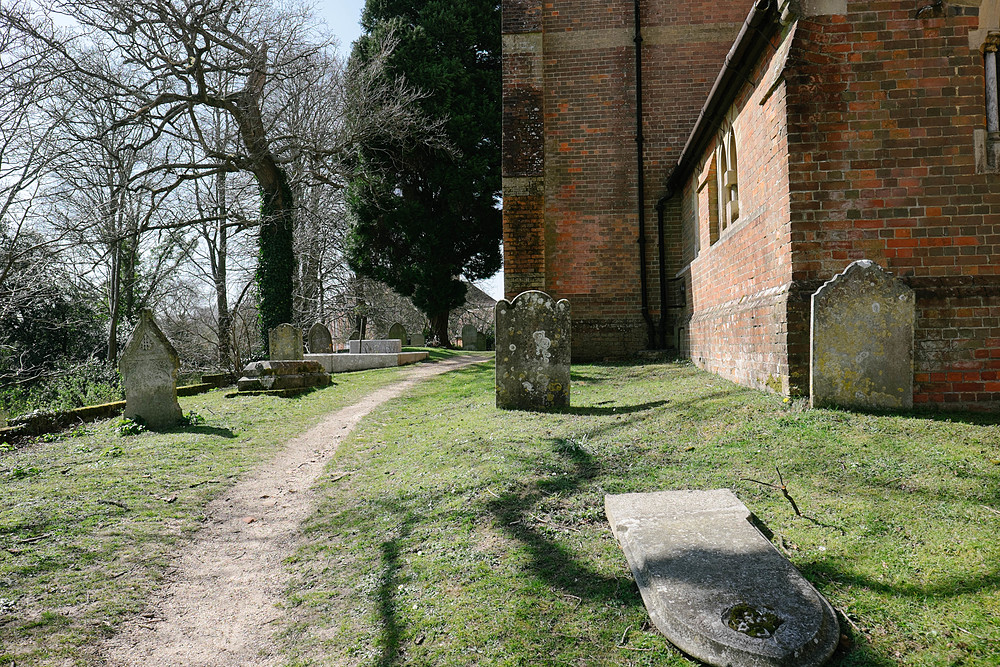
xmin=461 ymin=324 xmax=479 ymax=350
xmin=495 ymin=290 xmax=571 ymax=410
xmin=118 ymin=309 xmax=182 ymax=428
xmin=411 ymin=332 xmax=426 ymax=347
xmin=307 ymin=322 xmax=333 ymax=353
xmin=387 ymin=322 xmax=408 ymax=346
xmin=811 ymin=260 xmax=915 ymax=409
xmin=269 ymin=323 xmax=304 ymax=361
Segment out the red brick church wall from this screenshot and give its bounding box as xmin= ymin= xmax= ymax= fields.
xmin=501 ymin=0 xmax=748 ymax=359
xmin=785 ymin=2 xmax=1000 ymax=409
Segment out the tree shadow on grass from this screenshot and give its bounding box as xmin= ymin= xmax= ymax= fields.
xmin=555 ymin=399 xmax=669 ymax=416
xmin=375 ymin=510 xmax=415 ymax=667
xmin=175 ymin=425 xmax=237 ymax=438
xmin=482 ymin=439 xmax=640 ymax=608
xmin=820 ymin=405 xmax=1000 ymax=427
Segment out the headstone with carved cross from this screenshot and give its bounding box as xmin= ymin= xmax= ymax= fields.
xmin=119 ymin=309 xmax=183 ymax=428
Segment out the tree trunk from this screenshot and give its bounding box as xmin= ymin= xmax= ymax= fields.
xmin=255 ymin=171 xmax=295 ymax=343
xmin=214 ymin=171 xmax=232 ymax=370
xmin=430 ymin=310 xmax=451 ymax=348
xmin=233 ymin=44 xmax=296 ymax=347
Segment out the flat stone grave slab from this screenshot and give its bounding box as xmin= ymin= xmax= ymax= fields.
xmin=605 ymin=489 xmax=839 ymax=667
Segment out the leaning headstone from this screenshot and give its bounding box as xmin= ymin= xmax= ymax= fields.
xmin=811 ymin=260 xmax=915 ymax=409
xmin=387 ymin=322 xmax=407 ymax=346
xmin=605 ymin=489 xmax=839 ymax=667
xmin=411 ymin=332 xmax=426 ymax=347
xmin=462 ymin=324 xmax=479 ymax=350
xmin=118 ymin=309 xmax=183 ymax=428
xmin=495 ymin=290 xmax=571 ymax=410
xmin=269 ymin=323 xmax=304 ymax=361
xmin=307 ymin=322 xmax=333 ymax=354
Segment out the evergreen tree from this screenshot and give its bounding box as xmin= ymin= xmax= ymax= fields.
xmin=346 ymin=0 xmax=501 ymax=346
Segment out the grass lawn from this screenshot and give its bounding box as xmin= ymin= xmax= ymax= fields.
xmin=281 ymin=359 xmax=1000 ymax=667
xmin=2 ymin=355 xmax=999 ymax=666
xmin=0 ymin=359 xmax=420 ymax=665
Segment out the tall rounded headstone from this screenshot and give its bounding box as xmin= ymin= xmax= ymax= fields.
xmin=307 ymin=322 xmax=333 ymax=353
xmin=495 ymin=291 xmax=571 ymax=411
xmin=119 ymin=309 xmax=183 ymax=428
xmin=387 ymin=322 xmax=408 ymax=346
xmin=810 ymin=260 xmax=915 ymax=409
xmin=461 ymin=323 xmax=479 ymax=350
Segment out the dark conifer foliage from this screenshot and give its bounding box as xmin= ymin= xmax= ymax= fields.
xmin=346 ymin=0 xmax=501 ymax=346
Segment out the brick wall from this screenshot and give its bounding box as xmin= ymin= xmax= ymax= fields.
xmin=502 ymin=0 xmax=748 ymax=360
xmin=675 ymin=17 xmax=799 ymax=393
xmin=785 ymin=1 xmax=1000 ymax=409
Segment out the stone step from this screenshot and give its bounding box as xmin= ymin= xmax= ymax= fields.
xmin=605 ymin=489 xmax=839 ymax=667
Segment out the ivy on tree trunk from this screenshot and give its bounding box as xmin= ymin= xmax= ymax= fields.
xmin=256 ymin=170 xmax=295 ymax=345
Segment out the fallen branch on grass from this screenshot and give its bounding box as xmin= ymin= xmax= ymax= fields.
xmin=741 ymin=466 xmax=801 ymax=516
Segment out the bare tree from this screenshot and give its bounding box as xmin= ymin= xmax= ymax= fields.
xmin=3 ymin=0 xmax=445 ymax=347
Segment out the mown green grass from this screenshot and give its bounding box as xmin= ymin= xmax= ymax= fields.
xmin=0 ymin=360 xmax=426 ymax=666
xmin=281 ymin=360 xmax=1000 ymax=667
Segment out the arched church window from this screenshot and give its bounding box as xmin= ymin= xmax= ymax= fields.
xmin=715 ymin=117 xmax=740 ymax=237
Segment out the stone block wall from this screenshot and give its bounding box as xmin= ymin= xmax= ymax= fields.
xmin=785 ymin=1 xmax=1000 ymax=409
xmin=501 ymin=0 xmax=747 ymax=360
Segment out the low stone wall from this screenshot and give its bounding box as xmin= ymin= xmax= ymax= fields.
xmin=0 ymin=382 xmax=217 ymax=444
xmin=348 ymin=339 xmax=402 ymax=354
xmin=306 ymin=351 xmax=429 ymax=374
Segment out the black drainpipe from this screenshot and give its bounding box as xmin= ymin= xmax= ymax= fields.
xmin=655 ymin=193 xmax=671 ymax=348
xmin=634 ymin=0 xmax=655 ymax=349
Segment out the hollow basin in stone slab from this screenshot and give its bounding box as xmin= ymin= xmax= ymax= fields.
xmin=605 ymin=489 xmax=839 ymax=667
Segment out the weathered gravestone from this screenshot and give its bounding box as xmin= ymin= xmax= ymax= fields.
xmin=411 ymin=332 xmax=426 ymax=347
xmin=387 ymin=322 xmax=408 ymax=346
xmin=269 ymin=323 xmax=304 ymax=361
xmin=348 ymin=330 xmax=360 ymax=341
xmin=118 ymin=309 xmax=183 ymax=428
xmin=811 ymin=260 xmax=915 ymax=410
xmin=461 ymin=324 xmax=480 ymax=350
xmin=307 ymin=322 xmax=333 ymax=353
xmin=495 ymin=291 xmax=571 ymax=410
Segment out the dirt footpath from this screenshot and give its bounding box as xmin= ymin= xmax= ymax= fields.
xmin=102 ymin=354 xmax=490 ymax=667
